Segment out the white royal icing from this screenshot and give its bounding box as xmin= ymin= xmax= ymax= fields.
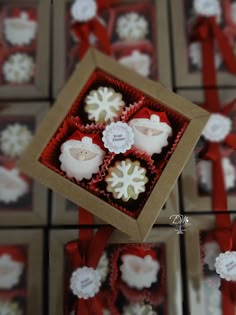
xmin=3 ymin=53 xmax=34 ymax=84
xmin=70 ymin=266 xmax=101 ymax=299
xmin=203 ymin=241 xmax=221 ymax=270
xmin=198 ymin=157 xmax=236 ymax=192
xmin=106 ymin=160 xmax=148 ymax=201
xmin=0 ymin=254 xmax=24 ymax=289
xmin=0 ymin=167 xmax=28 ymax=204
xmin=102 ymin=122 xmax=134 ymax=154
xmin=120 ymin=254 xmax=160 ymax=289
xmin=116 ymin=13 xmax=148 ymax=41
xmin=122 ymin=302 xmax=157 ymax=315
xmin=193 ymin=0 xmax=221 ymax=17
xmin=119 ymin=50 xmax=151 ymax=77
xmin=202 ymin=113 xmax=232 ymax=142
xmin=0 ymin=123 xmax=32 ymax=158
xmin=215 ymin=251 xmax=236 ymax=281
xmin=85 ymin=87 xmax=125 ymax=123
xmin=71 ymin=0 xmax=97 ymax=22
xmin=4 ymin=11 xmax=37 ymax=45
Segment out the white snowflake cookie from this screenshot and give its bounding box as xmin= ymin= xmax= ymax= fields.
xmin=119 ymin=50 xmax=151 ymax=77
xmin=105 ymin=159 xmax=148 ymax=202
xmin=0 ymin=167 xmax=28 ymax=204
xmin=0 ymin=254 xmax=24 ymax=289
xmin=0 ymin=123 xmax=32 ymax=158
xmin=96 ymin=252 xmax=109 ymax=283
xmin=203 ymin=241 xmax=221 ymax=271
xmin=189 ymin=42 xmax=222 ymax=70
xmin=85 ymin=86 xmax=125 ymax=123
xmin=0 ymin=301 xmax=22 ymax=315
xmin=3 ymin=53 xmax=34 ymax=84
xmin=120 ymin=254 xmax=160 ymax=289
xmin=203 ymin=276 xmax=221 ymax=315
xmin=116 ymin=13 xmax=148 ymax=41
xmin=198 ymin=158 xmax=236 ymax=192
xmin=71 ymin=0 xmax=97 ymax=22
xmin=193 ymin=0 xmax=221 ymax=17
xmin=123 ymin=303 xmax=157 ymax=315
xmin=4 ymin=11 xmax=37 ymax=46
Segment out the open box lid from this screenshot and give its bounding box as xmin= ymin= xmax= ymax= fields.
xmin=18 ymin=48 xmax=209 ymax=241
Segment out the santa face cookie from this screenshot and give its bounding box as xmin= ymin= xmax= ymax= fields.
xmin=59 ymin=132 xmax=105 ymax=181
xmin=120 ymin=248 xmax=160 ymax=289
xmin=129 ymin=108 xmax=172 ymax=155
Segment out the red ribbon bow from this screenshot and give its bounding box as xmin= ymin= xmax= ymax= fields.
xmin=71 ymin=0 xmax=111 ymax=59
xmin=200 ymin=90 xmax=236 ymax=211
xmin=191 ymin=16 xmax=236 ymax=87
xmin=65 ymin=209 xmax=113 ymax=315
xmin=214 ymin=217 xmax=236 ymax=315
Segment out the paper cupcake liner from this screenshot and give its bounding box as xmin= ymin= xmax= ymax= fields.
xmin=90 ymin=148 xmax=157 ymax=218
xmin=39 ymin=118 xmax=107 ymax=192
xmin=109 ymin=244 xmax=166 ymax=305
xmin=66 ymin=69 xmax=145 ymax=124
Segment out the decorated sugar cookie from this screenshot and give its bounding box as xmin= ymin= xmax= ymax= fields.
xmin=85 ymin=87 xmax=125 ymax=123
xmin=0 ymin=167 xmax=28 ymax=204
xmin=3 ymin=53 xmax=34 ymax=84
xmin=119 ymin=50 xmax=151 ymax=77
xmin=120 ymin=247 xmax=160 ymax=289
xmin=105 ymin=159 xmax=148 ymax=202
xmin=0 ymin=123 xmax=32 ymax=158
xmin=116 ymin=13 xmax=148 ymax=41
xmin=0 ymin=301 xmax=22 ymax=315
xmin=0 ymin=254 xmax=24 ymax=289
xmin=203 ymin=241 xmax=221 ymax=271
xmin=4 ymin=11 xmax=37 ymax=45
xmin=123 ymin=302 xmax=157 ymax=315
xmin=129 ymin=108 xmax=172 ymax=155
xmin=59 ymin=131 xmax=105 ymax=181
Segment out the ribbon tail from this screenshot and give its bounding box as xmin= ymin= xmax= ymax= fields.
xmin=92 ymin=19 xmax=112 ymax=56
xmin=202 ymin=38 xmax=217 ymax=87
xmin=224 ymin=134 xmax=236 ymax=150
xmin=87 ymin=226 xmax=113 ymax=268
xmin=221 ymin=281 xmax=236 ymax=315
xmin=88 ymin=297 xmax=103 ymax=315
xmin=204 ymin=143 xmax=228 ymax=211
xmin=212 ymin=20 xmax=236 ymax=74
xmin=71 ymin=23 xmax=90 ymax=59
xmin=77 ymin=299 xmax=89 ymax=315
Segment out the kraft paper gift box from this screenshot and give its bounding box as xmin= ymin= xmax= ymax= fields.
xmin=18 ymin=48 xmax=209 ymax=241
xmin=49 ymin=227 xmax=182 ymax=315
xmin=51 ymin=183 xmax=179 ymax=225
xmin=0 ymin=229 xmax=43 ymax=315
xmin=170 ymin=0 xmax=236 ymax=88
xmin=0 ymin=102 xmax=49 ymax=225
xmin=185 ymin=214 xmax=236 ymax=315
xmin=178 ymin=89 xmax=236 ymax=212
xmin=0 ymin=0 xmax=50 ymax=99
xmin=53 ymin=0 xmax=172 ymax=97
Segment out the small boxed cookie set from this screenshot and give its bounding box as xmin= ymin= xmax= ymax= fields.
xmin=0 ymin=229 xmax=43 ymax=315
xmin=179 ymin=89 xmax=236 ymax=212
xmin=0 ymin=0 xmax=50 ymax=99
xmin=185 ymin=215 xmax=236 ymax=315
xmin=51 ymin=183 xmax=179 ymax=225
xmin=53 ymin=0 xmax=171 ymax=97
xmin=171 ymin=0 xmax=236 ymax=88
xmin=18 ymin=49 xmax=209 ymax=241
xmin=50 ymin=228 xmax=182 ymax=315
xmin=0 ymin=102 xmax=49 ymax=225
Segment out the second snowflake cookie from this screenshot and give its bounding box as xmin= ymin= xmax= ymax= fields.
xmin=105 ymin=158 xmax=148 ymax=202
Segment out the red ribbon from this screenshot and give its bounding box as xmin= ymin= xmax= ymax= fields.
xmin=71 ymin=0 xmax=111 ymax=59
xmin=65 ymin=208 xmax=113 ymax=315
xmin=200 ymin=91 xmax=236 ymax=211
xmin=191 ymin=16 xmax=236 ymax=87
xmin=214 ymin=218 xmax=236 ymax=315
